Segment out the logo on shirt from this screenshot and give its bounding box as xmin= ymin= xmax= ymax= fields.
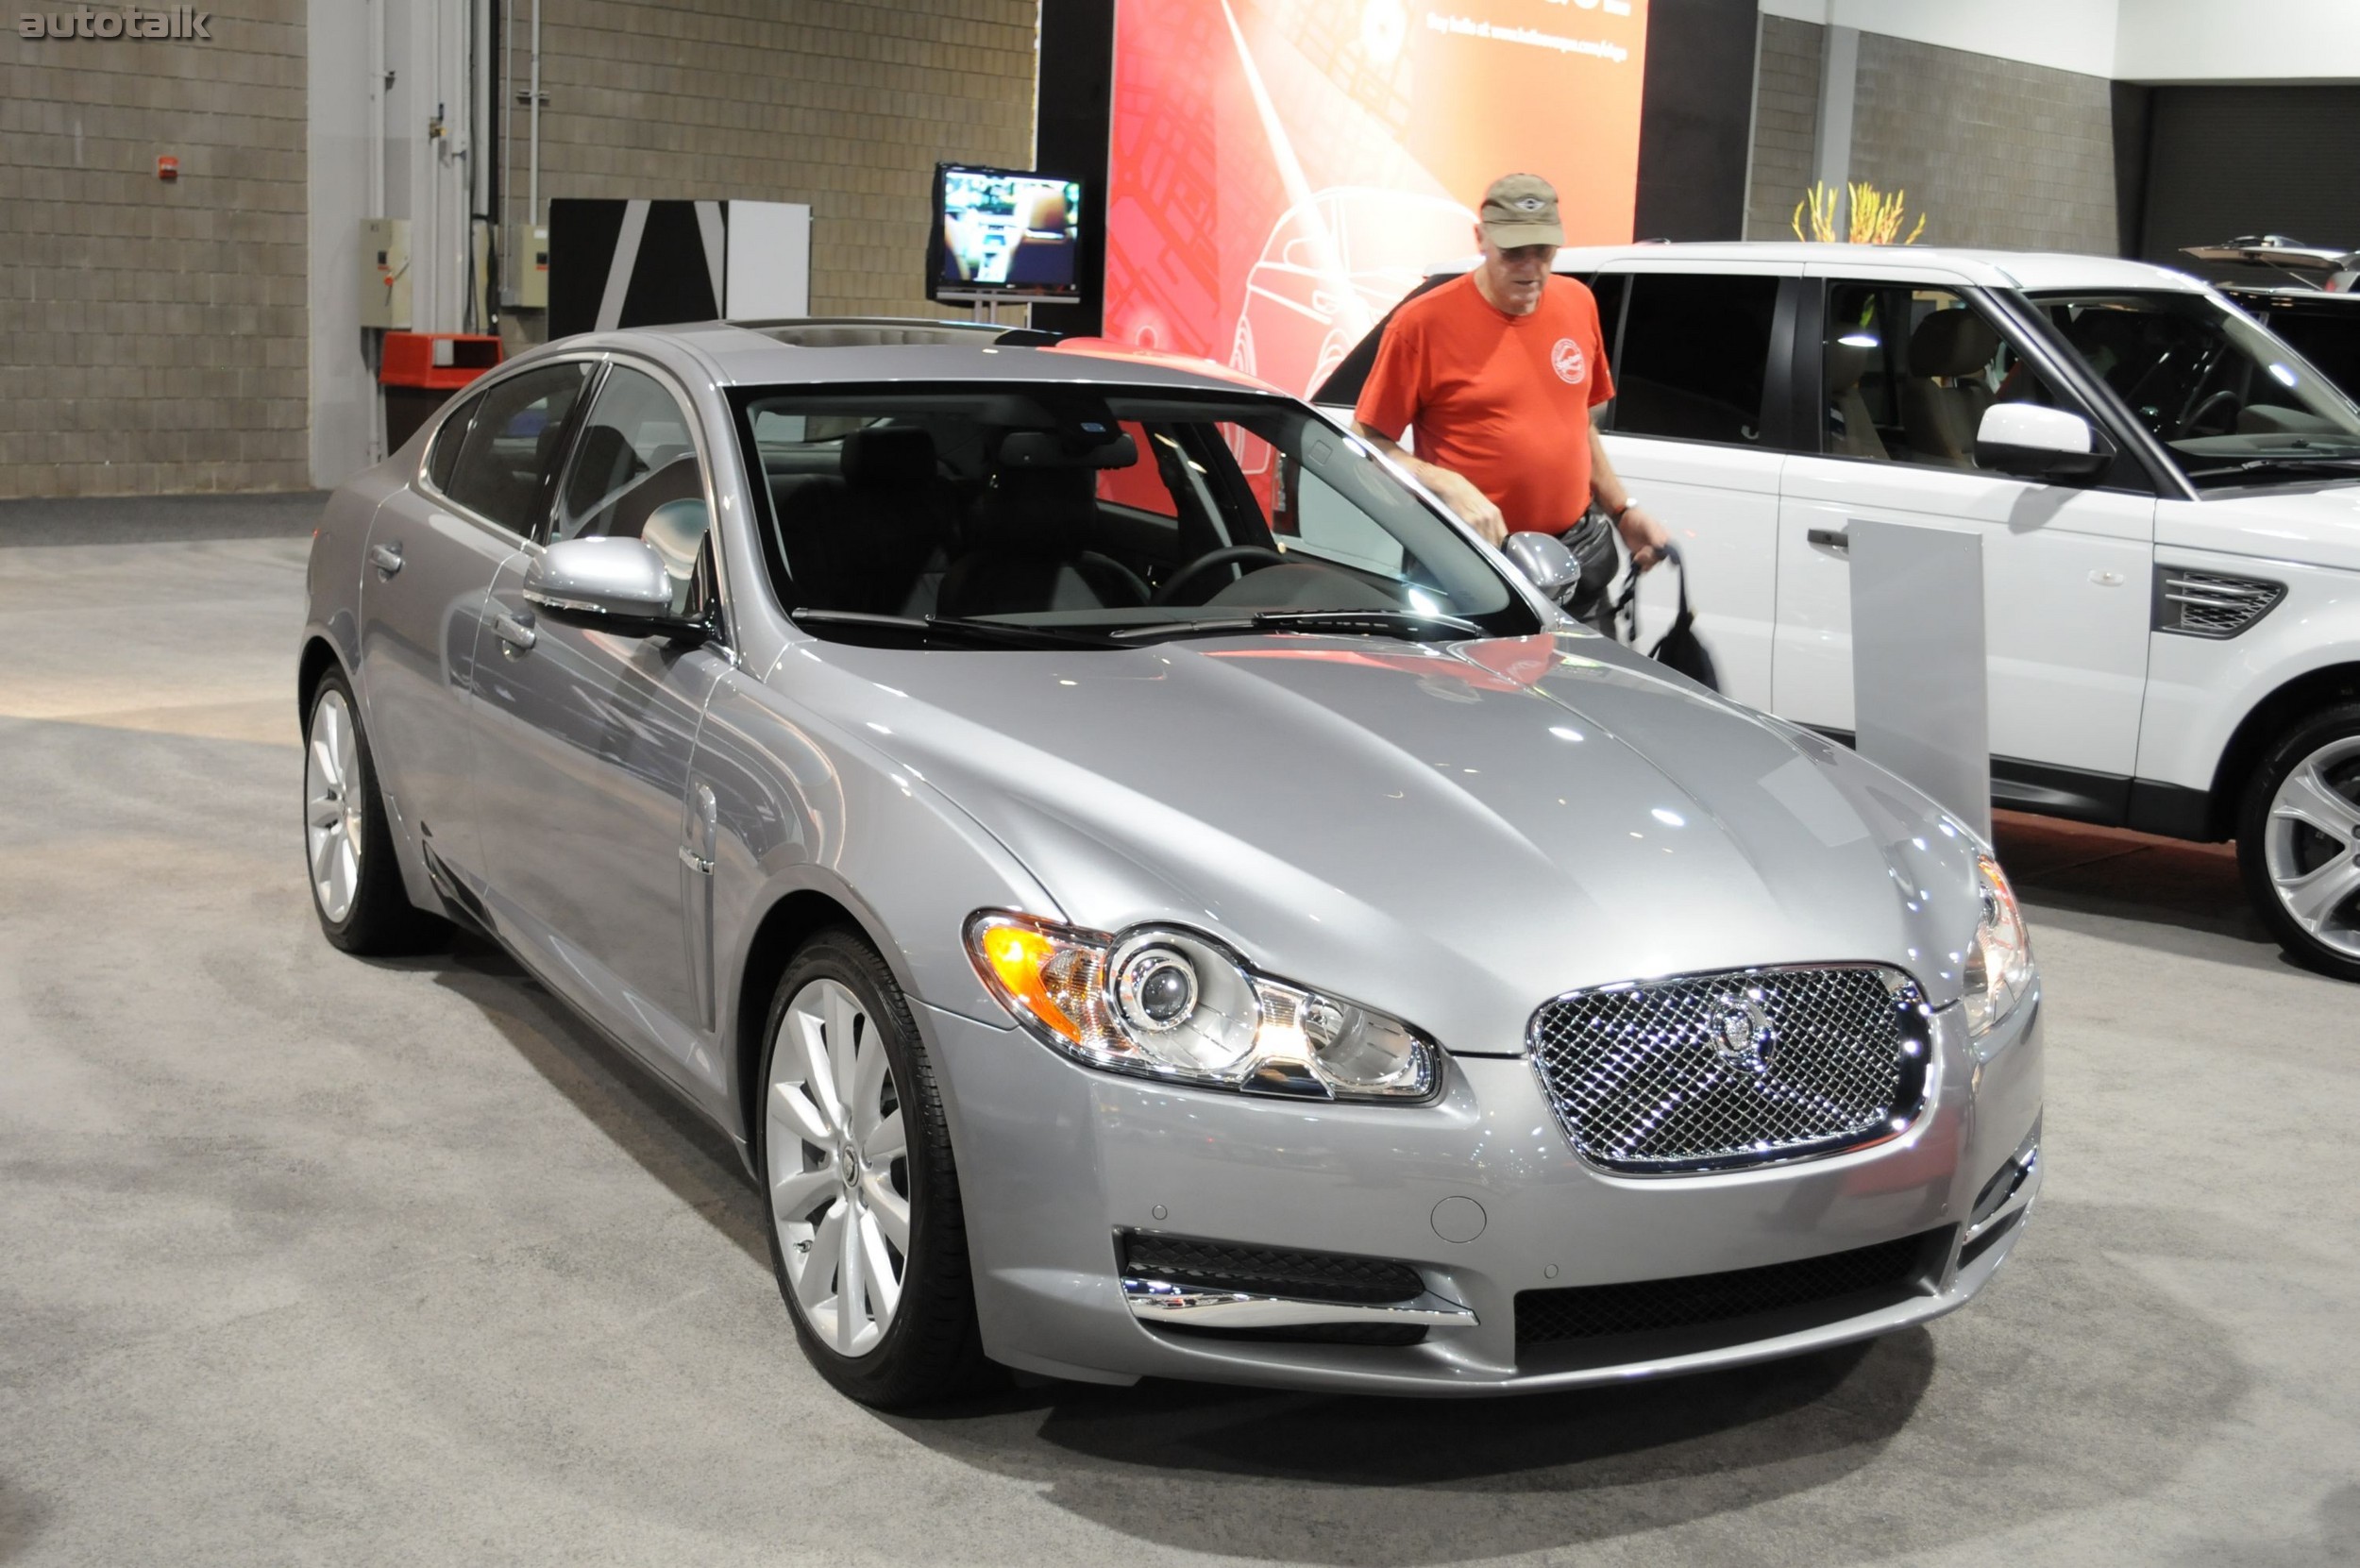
xmin=1551 ymin=337 xmax=1586 ymax=385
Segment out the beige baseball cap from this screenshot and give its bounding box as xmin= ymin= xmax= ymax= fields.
xmin=1480 ymin=173 xmax=1564 ymax=248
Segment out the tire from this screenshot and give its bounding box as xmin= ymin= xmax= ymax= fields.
xmin=2236 ymin=701 xmax=2360 ymax=983
xmin=302 ymin=670 xmax=451 ymax=956
xmin=755 ymin=929 xmax=995 ymax=1408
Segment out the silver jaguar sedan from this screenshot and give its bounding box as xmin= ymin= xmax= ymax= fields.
xmin=299 ymin=319 xmax=2043 ymax=1408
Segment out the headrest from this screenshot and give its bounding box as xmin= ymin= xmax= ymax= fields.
xmin=840 ymin=426 xmax=936 ymax=491
xmin=1825 ymin=340 xmax=1875 ymax=393
xmin=1909 ymin=310 xmax=1999 ymax=379
xmin=969 ymin=467 xmax=1098 ymax=555
xmin=998 ymin=429 xmax=1138 ymax=469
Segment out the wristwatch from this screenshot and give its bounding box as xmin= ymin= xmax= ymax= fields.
xmin=1606 ymin=497 xmax=1640 ymax=520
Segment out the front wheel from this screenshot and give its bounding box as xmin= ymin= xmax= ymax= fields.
xmin=303 ymin=671 xmax=450 ymax=955
xmin=756 ymin=931 xmax=994 ymax=1407
xmin=2237 ymin=702 xmax=2360 ymax=982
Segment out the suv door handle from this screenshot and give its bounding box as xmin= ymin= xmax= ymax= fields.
xmin=1806 ymin=527 xmax=1849 ymax=557
xmin=368 ymin=542 xmax=403 ymax=575
xmin=493 ymin=607 xmax=536 ymax=653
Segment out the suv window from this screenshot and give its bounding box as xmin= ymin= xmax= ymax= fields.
xmin=443 ymin=362 xmax=592 ymax=535
xmin=1822 ymin=283 xmax=2083 ymax=467
xmin=1608 ymin=273 xmax=1777 ymax=446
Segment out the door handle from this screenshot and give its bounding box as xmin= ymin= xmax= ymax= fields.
xmin=493 ymin=607 xmax=536 ymax=653
xmin=1807 ymin=527 xmax=1849 ymax=557
xmin=368 ymin=542 xmax=403 ymax=575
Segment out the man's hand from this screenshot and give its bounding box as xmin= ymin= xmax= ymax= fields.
xmin=1615 ymin=503 xmax=1672 ymax=571
xmin=1351 ymin=421 xmax=1507 ymax=546
xmin=1424 ymin=468 xmax=1508 ymax=547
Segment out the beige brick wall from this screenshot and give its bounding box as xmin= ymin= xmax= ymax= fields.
xmin=0 ymin=3 xmax=309 ymax=497
xmin=528 ymin=0 xmax=1037 ymax=321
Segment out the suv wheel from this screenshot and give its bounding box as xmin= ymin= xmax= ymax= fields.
xmin=303 ymin=671 xmax=450 ymax=955
xmin=755 ymin=930 xmax=994 ymax=1407
xmin=2237 ymin=703 xmax=2360 ymax=982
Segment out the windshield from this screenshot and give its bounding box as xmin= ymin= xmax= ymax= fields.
xmin=2026 ymin=289 xmax=2360 ymax=488
xmin=734 ymin=382 xmax=1538 ymax=644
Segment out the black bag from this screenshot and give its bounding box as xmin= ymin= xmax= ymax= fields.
xmin=1557 ymin=507 xmax=1621 ymax=634
xmin=1613 ymin=545 xmax=1720 ymax=691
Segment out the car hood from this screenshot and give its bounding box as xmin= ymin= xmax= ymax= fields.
xmin=2161 ymin=481 xmax=2360 ymax=573
xmin=778 ymin=632 xmax=1985 ymax=1056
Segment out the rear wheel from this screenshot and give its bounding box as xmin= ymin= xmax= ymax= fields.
xmin=756 ymin=930 xmax=994 ymax=1407
xmin=303 ymin=671 xmax=450 ymax=955
xmin=2237 ymin=703 xmax=2360 ymax=982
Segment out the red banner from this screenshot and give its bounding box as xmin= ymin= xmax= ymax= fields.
xmin=1104 ymin=0 xmax=1652 ymax=402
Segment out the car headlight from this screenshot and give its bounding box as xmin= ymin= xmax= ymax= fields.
xmin=1962 ymin=853 xmax=2033 ymax=1036
xmin=966 ymin=911 xmax=1438 ymax=1102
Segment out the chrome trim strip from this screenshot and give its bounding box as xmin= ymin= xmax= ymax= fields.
xmin=1121 ymin=1276 xmax=1476 ymax=1329
xmin=1964 ymin=1128 xmax=2041 ymax=1244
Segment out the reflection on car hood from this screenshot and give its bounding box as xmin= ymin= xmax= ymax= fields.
xmin=781 ymin=632 xmax=1986 ymax=1055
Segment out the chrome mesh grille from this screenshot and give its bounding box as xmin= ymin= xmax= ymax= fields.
xmin=1528 ymin=965 xmax=1930 ymax=1173
xmin=2154 ymin=566 xmax=2284 ymax=639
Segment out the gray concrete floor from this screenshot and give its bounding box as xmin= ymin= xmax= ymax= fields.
xmin=3 ymin=505 xmax=2356 ymax=1568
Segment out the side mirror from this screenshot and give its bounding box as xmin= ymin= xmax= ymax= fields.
xmin=1501 ymin=530 xmax=1581 ymax=603
xmin=525 ymin=534 xmax=705 ymax=639
xmin=1975 ymin=404 xmax=2114 ymax=485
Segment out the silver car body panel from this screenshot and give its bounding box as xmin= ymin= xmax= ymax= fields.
xmin=301 ymin=323 xmax=2044 ymax=1394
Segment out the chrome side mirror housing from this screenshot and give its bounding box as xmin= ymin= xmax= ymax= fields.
xmin=1501 ymin=530 xmax=1582 ymax=604
xmin=1974 ymin=403 xmax=2114 ymax=485
xmin=525 ymin=531 xmax=705 ymax=638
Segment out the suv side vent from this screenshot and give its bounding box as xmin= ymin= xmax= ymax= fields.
xmin=2154 ymin=566 xmax=2285 ymax=639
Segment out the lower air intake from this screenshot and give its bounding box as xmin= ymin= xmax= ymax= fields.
xmin=1120 ymin=1233 xmax=1425 ymax=1305
xmin=1515 ymin=1230 xmax=1945 ymax=1365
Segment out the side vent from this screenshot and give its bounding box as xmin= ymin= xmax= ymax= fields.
xmin=2153 ymin=566 xmax=2285 ymax=639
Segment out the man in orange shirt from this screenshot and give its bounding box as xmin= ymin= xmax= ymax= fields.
xmin=1353 ymin=174 xmax=1667 ymax=614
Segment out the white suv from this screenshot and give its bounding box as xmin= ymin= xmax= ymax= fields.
xmin=1319 ymin=244 xmax=2360 ymax=980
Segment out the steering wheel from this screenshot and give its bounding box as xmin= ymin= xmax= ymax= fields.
xmin=1151 ymin=545 xmax=1289 ymax=607
xmin=2179 ymin=388 xmax=2243 ymax=440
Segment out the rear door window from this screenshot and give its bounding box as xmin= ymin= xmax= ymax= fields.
xmin=1607 ymin=273 xmax=1778 ymax=447
xmin=443 ymin=362 xmax=593 ymax=536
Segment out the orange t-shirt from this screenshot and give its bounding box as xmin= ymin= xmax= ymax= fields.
xmin=1353 ymin=273 xmax=1613 ymax=533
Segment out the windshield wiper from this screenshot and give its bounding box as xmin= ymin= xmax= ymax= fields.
xmin=2183 ymin=454 xmax=2360 ymax=480
xmin=790 ymin=609 xmax=1124 ymax=649
xmin=1110 ymin=608 xmax=1488 ymax=644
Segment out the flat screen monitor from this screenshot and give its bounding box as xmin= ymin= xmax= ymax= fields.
xmin=928 ymin=162 xmax=1085 ymax=301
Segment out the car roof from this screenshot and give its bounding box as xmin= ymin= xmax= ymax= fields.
xmin=514 ymin=318 xmax=1286 ymax=397
xmin=1430 ymin=242 xmax=2217 ymax=295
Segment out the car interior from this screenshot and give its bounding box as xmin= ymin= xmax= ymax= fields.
xmin=740 ymin=388 xmax=1522 ymax=633
xmin=1821 ymin=287 xmax=2070 ymax=467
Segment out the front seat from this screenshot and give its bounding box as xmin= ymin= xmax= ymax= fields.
xmin=1899 ymin=309 xmax=2000 ymax=464
xmin=775 ymin=427 xmax=952 ymax=615
xmin=1826 ymin=340 xmax=1888 ymax=460
xmin=936 ymin=466 xmax=1148 ymax=617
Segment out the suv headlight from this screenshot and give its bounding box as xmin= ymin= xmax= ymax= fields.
xmin=1962 ymin=853 xmax=2033 ymax=1036
xmin=966 ymin=911 xmax=1438 ymax=1102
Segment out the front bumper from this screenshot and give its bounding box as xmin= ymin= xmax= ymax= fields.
xmin=919 ymin=988 xmax=2043 ymax=1395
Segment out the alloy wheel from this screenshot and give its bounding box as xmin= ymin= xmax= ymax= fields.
xmin=305 ymin=688 xmax=365 ymax=924
xmin=766 ymin=977 xmax=910 ymax=1357
xmin=2262 ymin=734 xmax=2360 ymax=961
